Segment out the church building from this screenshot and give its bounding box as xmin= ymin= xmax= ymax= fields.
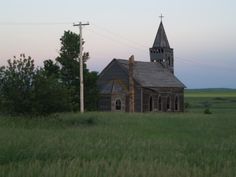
xmin=97 ymin=20 xmax=185 ymax=112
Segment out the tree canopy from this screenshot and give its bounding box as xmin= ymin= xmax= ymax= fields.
xmin=0 ymin=30 xmax=99 ymax=116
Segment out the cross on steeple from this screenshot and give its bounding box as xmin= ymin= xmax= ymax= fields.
xmin=159 ymin=14 xmax=164 ymax=21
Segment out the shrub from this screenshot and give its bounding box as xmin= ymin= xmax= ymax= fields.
xmin=60 ymin=115 xmax=97 ymax=127
xmin=204 ymin=108 xmax=212 ymax=114
xmin=184 ymin=102 xmax=191 ymax=111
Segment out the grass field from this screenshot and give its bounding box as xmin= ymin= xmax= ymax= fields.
xmin=0 ymin=89 xmax=236 ymax=177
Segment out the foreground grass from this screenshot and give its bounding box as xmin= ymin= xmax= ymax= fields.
xmin=0 ymin=111 xmax=236 ymax=177
xmin=0 ymin=89 xmax=236 ymax=177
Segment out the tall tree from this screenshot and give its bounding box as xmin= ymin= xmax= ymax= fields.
xmin=56 ymin=31 xmax=80 ymax=87
xmin=56 ymin=30 xmax=98 ymax=111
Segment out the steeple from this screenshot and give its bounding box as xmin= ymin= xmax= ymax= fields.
xmin=153 ymin=21 xmax=170 ymax=48
xmin=149 ymin=18 xmax=174 ymax=73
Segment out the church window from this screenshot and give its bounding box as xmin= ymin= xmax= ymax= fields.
xmin=149 ymin=96 xmax=153 ymax=111
xmin=116 ymin=99 xmax=121 ymax=110
xmin=175 ymin=96 xmax=179 ymax=111
xmin=167 ymin=96 xmax=171 ymax=110
xmin=158 ymin=97 xmax=162 ymax=111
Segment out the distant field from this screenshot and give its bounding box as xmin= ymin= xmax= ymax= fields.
xmin=185 ymin=89 xmax=236 ymax=111
xmin=185 ymin=88 xmax=236 ymax=97
xmin=0 ymin=89 xmax=236 ymax=177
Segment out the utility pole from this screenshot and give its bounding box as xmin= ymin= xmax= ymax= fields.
xmin=73 ymin=22 xmax=89 ymax=113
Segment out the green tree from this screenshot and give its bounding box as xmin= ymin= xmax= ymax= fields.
xmin=32 ymin=68 xmax=72 ymax=115
xmin=43 ymin=59 xmax=60 ymax=78
xmin=56 ymin=30 xmax=99 ymax=111
xmin=0 ymin=54 xmax=35 ymax=114
xmin=0 ymin=54 xmax=72 ymax=115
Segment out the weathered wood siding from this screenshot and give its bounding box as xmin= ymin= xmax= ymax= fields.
xmin=142 ymin=87 xmax=184 ymax=112
xmin=98 ymin=95 xmax=111 ymax=111
xmin=134 ymin=84 xmax=142 ymax=112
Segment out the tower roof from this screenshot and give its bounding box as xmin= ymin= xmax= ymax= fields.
xmin=153 ymin=21 xmax=170 ymax=48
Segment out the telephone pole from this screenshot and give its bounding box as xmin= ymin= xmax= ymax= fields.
xmin=73 ymin=22 xmax=89 ymax=113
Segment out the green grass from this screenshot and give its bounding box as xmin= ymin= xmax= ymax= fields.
xmin=185 ymin=88 xmax=236 ymax=97
xmin=0 ymin=89 xmax=236 ymax=177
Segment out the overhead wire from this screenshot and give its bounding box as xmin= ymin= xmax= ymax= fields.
xmin=0 ymin=21 xmax=235 ymax=73
xmin=0 ymin=22 xmax=72 ymax=26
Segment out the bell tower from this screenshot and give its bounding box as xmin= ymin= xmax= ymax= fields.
xmin=149 ymin=15 xmax=174 ymax=73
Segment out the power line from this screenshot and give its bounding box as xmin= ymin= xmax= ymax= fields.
xmin=0 ymin=21 xmax=235 ymax=73
xmin=92 ymin=22 xmax=149 ymax=49
xmin=88 ymin=28 xmax=147 ymax=52
xmin=175 ymin=56 xmax=235 ymax=72
xmin=0 ymin=22 xmax=72 ymax=26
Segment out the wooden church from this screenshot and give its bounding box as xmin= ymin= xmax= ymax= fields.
xmin=97 ymin=20 xmax=185 ymax=112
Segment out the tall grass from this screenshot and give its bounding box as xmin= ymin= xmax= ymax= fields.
xmin=0 ymin=90 xmax=236 ymax=176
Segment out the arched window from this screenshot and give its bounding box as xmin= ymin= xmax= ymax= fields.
xmin=175 ymin=96 xmax=179 ymax=111
xmin=167 ymin=96 xmax=171 ymax=110
xmin=149 ymin=96 xmax=153 ymax=112
xmin=158 ymin=97 xmax=162 ymax=111
xmin=168 ymin=57 xmax=171 ymax=65
xmin=116 ymin=99 xmax=121 ymax=110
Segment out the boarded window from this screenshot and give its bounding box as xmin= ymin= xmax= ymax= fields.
xmin=158 ymin=97 xmax=162 ymax=111
xmin=167 ymin=96 xmax=171 ymax=110
xmin=116 ymin=99 xmax=121 ymax=110
xmin=175 ymin=96 xmax=179 ymax=111
xmin=149 ymin=96 xmax=153 ymax=111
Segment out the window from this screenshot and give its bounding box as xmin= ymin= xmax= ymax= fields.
xmin=149 ymin=96 xmax=153 ymax=111
xmin=158 ymin=97 xmax=162 ymax=111
xmin=175 ymin=96 xmax=179 ymax=111
xmin=115 ymin=99 xmax=121 ymax=110
xmin=168 ymin=57 xmax=171 ymax=65
xmin=167 ymin=96 xmax=171 ymax=110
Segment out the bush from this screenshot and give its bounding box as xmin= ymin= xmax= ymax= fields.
xmin=60 ymin=115 xmax=97 ymax=126
xmin=184 ymin=102 xmax=191 ymax=111
xmin=0 ymin=55 xmax=35 ymax=115
xmin=204 ymin=108 xmax=212 ymax=114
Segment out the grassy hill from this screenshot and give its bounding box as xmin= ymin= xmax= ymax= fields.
xmin=0 ymin=90 xmax=236 ymax=177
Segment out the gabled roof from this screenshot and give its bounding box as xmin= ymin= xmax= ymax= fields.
xmin=100 ymin=80 xmax=128 ymax=94
xmin=152 ymin=21 xmax=170 ymax=48
xmin=115 ymin=59 xmax=185 ymax=88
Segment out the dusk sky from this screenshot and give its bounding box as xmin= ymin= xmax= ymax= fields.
xmin=0 ymin=0 xmax=235 ymax=88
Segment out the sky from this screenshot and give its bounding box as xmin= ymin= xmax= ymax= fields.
xmin=0 ymin=0 xmax=235 ymax=88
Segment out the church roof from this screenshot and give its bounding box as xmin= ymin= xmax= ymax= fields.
xmin=100 ymin=80 xmax=128 ymax=94
xmin=116 ymin=59 xmax=185 ymax=88
xmin=152 ymin=21 xmax=170 ymax=48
